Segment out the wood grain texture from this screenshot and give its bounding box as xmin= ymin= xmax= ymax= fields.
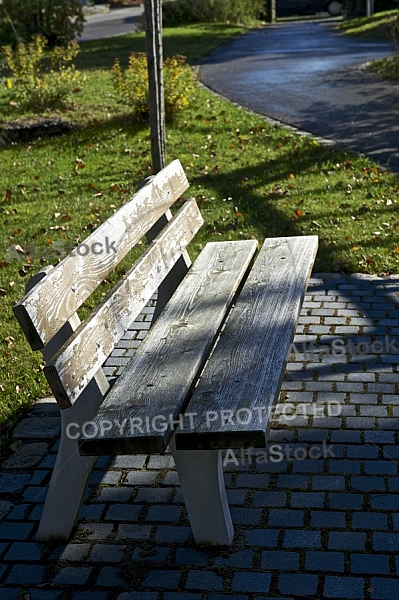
xmin=44 ymin=199 xmax=203 ymax=408
xmin=79 ymin=240 xmax=258 ymax=456
xmin=13 ymin=160 xmax=189 ymax=350
xmin=175 ymin=236 xmax=318 ymax=450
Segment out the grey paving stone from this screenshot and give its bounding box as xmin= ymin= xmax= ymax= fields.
xmin=1 ymin=442 xmax=49 ymax=469
xmin=117 ymin=594 xmax=158 ymax=600
xmin=142 ymin=569 xmax=182 ymax=589
xmin=352 ymin=512 xmax=388 ymax=530
xmin=0 ymin=522 xmax=35 ymax=540
xmin=78 ymin=523 xmax=114 ymax=540
xmin=0 ymin=589 xmax=22 ymax=600
xmin=305 ymin=550 xmax=344 ymax=572
xmin=90 ymin=470 xmax=122 ymax=485
xmin=226 ymin=489 xmax=247 ymax=505
xmin=185 ymin=570 xmax=225 ymax=591
xmin=52 ymin=566 xmax=92 ymax=585
xmin=208 ymin=596 xmax=247 ymax=600
xmin=365 ymin=461 xmax=397 ymax=475
xmin=310 ymin=511 xmax=346 ymax=528
xmin=4 ymin=542 xmax=43 ymax=561
xmin=351 ymin=476 xmax=386 ymax=492
xmin=277 ymin=475 xmax=309 ymax=489
xmin=347 ymin=446 xmax=379 ymax=459
xmin=0 ymin=542 xmax=8 ymax=558
xmin=261 ymin=551 xmax=299 ymax=571
xmin=116 ymin=524 xmax=152 ymax=541
xmin=213 ymin=549 xmax=254 ymax=569
xmin=329 ymin=460 xmax=361 ymax=474
xmin=164 ymin=594 xmax=202 ymax=600
xmin=236 ymin=473 xmax=270 ymax=488
xmin=49 ymin=543 xmax=90 ymax=561
xmin=0 ymin=501 xmax=13 ymax=520
xmin=331 ymin=431 xmax=361 ymax=443
xmin=312 ymin=476 xmax=345 ymax=490
xmin=96 ymin=487 xmax=132 ymax=503
xmin=6 ymin=564 xmax=46 ymax=584
xmin=162 ymin=471 xmax=180 ymax=486
xmin=268 ymin=509 xmax=304 ymax=528
xmin=105 ymin=503 xmax=142 ymax=521
xmin=323 ymin=575 xmax=365 ymax=599
xmin=122 ymin=472 xmax=157 ymax=488
xmin=351 ymin=554 xmax=390 ymax=575
xmin=12 ymin=416 xmax=60 ymax=439
xmin=252 ymin=491 xmax=287 ymax=507
xmin=373 ymin=532 xmax=399 ymax=551
xmin=370 ymin=578 xmax=399 ymax=600
xmin=22 ymin=486 xmax=47 ymax=502
xmin=134 ymin=487 xmax=171 ymax=504
xmin=0 ymin=473 xmax=30 ymax=493
xmin=174 ymin=547 xmax=209 ymax=567
xmin=110 ymin=455 xmax=147 ymax=469
xmin=364 ymin=431 xmax=395 ymax=444
xmin=146 ymin=505 xmax=182 ymax=522
xmin=131 ymin=546 xmax=169 ymax=563
xmin=370 ymin=495 xmax=399 ymax=510
xmin=278 ymin=573 xmax=318 ymax=596
xmin=70 ymin=593 xmax=108 ymax=600
xmin=292 ymin=459 xmax=324 ymax=473
xmin=329 ymin=494 xmax=364 ymax=509
xmin=328 ymin=532 xmax=366 ymax=551
xmin=231 ymin=571 xmax=271 ymax=593
xmin=88 ymin=543 xmax=126 ymax=563
xmin=154 ymin=526 xmax=191 ymax=543
xmin=290 ymin=492 xmax=325 ymax=508
xmin=96 ymin=566 xmax=129 ymax=586
xmin=245 ymin=529 xmax=279 ymax=547
xmin=388 ymin=477 xmax=399 ymax=491
xmin=26 ymin=591 xmax=64 ymax=600
xmin=283 ymin=530 xmax=321 ymax=549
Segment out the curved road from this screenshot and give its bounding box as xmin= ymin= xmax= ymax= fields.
xmin=200 ymin=19 xmax=399 ymax=169
xmin=79 ymin=6 xmax=143 ymax=41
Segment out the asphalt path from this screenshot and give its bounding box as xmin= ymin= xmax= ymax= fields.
xmin=79 ymin=6 xmax=143 ymax=41
xmin=200 ymin=19 xmax=399 ymax=169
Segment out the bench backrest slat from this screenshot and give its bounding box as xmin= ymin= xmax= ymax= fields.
xmin=44 ymin=199 xmax=203 ymax=408
xmin=13 ymin=160 xmax=189 ymax=351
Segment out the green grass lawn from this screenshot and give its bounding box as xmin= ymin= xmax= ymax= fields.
xmin=339 ymin=9 xmax=399 ymax=38
xmin=1 ymin=23 xmax=399 ymax=445
xmin=339 ymin=9 xmax=399 ymax=80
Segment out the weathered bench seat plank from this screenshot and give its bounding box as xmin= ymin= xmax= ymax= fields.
xmin=175 ymin=235 xmax=318 ymax=450
xmin=79 ymin=239 xmax=258 ymax=456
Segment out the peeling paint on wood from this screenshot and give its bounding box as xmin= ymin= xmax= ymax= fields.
xmin=13 ymin=160 xmax=189 ymax=350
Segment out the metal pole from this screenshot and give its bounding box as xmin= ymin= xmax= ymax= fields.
xmin=143 ymin=0 xmax=166 ymax=173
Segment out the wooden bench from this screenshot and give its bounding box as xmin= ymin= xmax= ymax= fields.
xmin=13 ymin=159 xmax=318 ymax=546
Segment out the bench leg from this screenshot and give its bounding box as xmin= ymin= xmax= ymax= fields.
xmin=36 ymin=402 xmax=98 ymax=541
xmin=169 ymin=436 xmax=234 ymax=546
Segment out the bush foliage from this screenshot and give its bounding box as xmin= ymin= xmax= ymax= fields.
xmin=162 ymin=0 xmax=265 ymax=26
xmin=111 ymin=52 xmax=197 ymax=120
xmin=1 ymin=35 xmax=81 ymax=110
xmin=0 ymin=0 xmax=85 ymax=46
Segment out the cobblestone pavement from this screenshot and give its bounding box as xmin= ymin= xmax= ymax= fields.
xmin=1 ymin=273 xmax=399 ymax=600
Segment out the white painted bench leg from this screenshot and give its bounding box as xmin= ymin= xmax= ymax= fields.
xmin=169 ymin=436 xmax=234 ymax=546
xmin=36 ymin=374 xmax=109 ymax=542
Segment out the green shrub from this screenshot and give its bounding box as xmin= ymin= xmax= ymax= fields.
xmin=2 ymin=34 xmax=82 ymax=110
xmin=111 ymin=52 xmax=197 ymax=120
xmin=162 ymin=0 xmax=264 ymax=26
xmin=0 ymin=0 xmax=85 ymax=46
